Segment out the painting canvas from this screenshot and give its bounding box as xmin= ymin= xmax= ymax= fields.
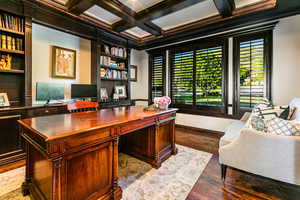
xmin=52 ymin=46 xmax=76 ymax=79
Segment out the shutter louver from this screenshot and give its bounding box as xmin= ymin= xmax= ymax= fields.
xmin=151 ymin=55 xmax=164 ymax=99
xmin=239 ymin=39 xmax=265 ymax=108
xmin=171 ymin=51 xmax=194 ymax=105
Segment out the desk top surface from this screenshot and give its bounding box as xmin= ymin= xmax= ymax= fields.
xmin=18 ymin=106 xmax=177 ymax=141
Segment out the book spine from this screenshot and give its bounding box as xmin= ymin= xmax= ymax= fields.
xmin=7 ymin=36 xmax=11 ymax=50
xmin=2 ymin=35 xmax=6 ymax=49
xmin=12 ymin=38 xmax=15 ymax=50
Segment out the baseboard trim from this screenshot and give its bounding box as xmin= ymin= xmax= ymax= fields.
xmin=175 ymin=124 xmax=224 ymax=136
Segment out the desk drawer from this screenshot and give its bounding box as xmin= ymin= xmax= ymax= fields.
xmin=63 ymin=128 xmax=111 ymax=150
xmin=27 ymin=106 xmax=66 ymax=117
xmin=120 ymin=118 xmax=156 ymax=134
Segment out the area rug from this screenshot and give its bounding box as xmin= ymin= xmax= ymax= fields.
xmin=0 ymin=145 xmax=212 ymax=200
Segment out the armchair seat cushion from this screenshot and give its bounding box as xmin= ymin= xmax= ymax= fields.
xmin=220 ymin=121 xmax=245 ymax=147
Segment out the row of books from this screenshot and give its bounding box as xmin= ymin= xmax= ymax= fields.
xmin=102 ymin=45 xmax=127 ymax=58
xmin=0 ymin=13 xmax=24 ymax=33
xmin=100 ymin=68 xmax=128 ymax=80
xmin=100 ymin=56 xmax=125 ymax=68
xmin=0 ymin=34 xmax=23 ymax=51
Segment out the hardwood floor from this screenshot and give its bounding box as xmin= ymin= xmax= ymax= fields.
xmin=0 ymin=159 xmax=25 ymax=173
xmin=175 ymin=126 xmax=300 ymax=200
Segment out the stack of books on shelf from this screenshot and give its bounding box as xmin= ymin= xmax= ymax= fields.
xmin=110 ymin=47 xmax=127 ymax=58
xmin=0 ymin=13 xmax=24 ymax=32
xmin=0 ymin=34 xmax=23 ymax=51
xmin=100 ymin=56 xmax=111 ymax=66
xmin=103 ymin=45 xmax=127 ymax=58
xmin=100 ymin=68 xmax=128 ymax=80
xmin=100 ymin=56 xmax=126 ymax=69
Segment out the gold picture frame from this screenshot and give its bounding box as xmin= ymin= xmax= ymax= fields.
xmin=52 ymin=46 xmax=76 ymax=79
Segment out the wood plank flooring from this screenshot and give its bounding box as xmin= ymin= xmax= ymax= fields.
xmin=175 ymin=126 xmax=300 ymax=200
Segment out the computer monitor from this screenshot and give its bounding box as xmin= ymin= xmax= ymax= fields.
xmin=71 ymin=84 xmax=97 ymax=99
xmin=36 ymin=82 xmax=65 ymax=104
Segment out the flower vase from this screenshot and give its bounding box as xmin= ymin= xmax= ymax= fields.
xmin=159 ymin=104 xmax=168 ymax=110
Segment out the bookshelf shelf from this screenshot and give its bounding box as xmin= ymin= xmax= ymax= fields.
xmin=0 ymin=69 xmax=24 ymax=74
xmin=100 ymin=65 xmax=127 ymax=71
xmin=100 ymin=78 xmax=128 ymax=81
xmin=0 ymin=48 xmax=24 ymax=54
xmin=0 ymin=27 xmax=24 ymax=35
xmin=100 ymin=53 xmax=127 ymax=61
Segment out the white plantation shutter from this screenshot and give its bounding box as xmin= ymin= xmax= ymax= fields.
xmin=171 ymin=51 xmax=194 ymax=105
xmin=239 ymin=38 xmax=265 ymax=108
xmin=150 ymin=53 xmax=165 ymax=100
xmin=195 ymin=46 xmax=224 ymax=106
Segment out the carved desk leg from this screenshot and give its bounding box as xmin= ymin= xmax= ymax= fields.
xmin=171 ymin=119 xmax=178 ymax=155
xmin=52 ymin=158 xmax=63 ymax=200
xmin=112 ymin=137 xmax=122 ymax=200
xmin=152 ymin=124 xmax=162 ymax=169
xmin=22 ymin=141 xmax=30 ymax=196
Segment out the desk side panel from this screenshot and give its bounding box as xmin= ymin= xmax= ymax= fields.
xmin=29 ymin=144 xmax=53 ymax=200
xmin=65 ymin=141 xmax=114 ymax=200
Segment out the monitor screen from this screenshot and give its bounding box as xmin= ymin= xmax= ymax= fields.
xmin=71 ymin=84 xmax=97 ymax=99
xmin=36 ymin=82 xmax=65 ymax=101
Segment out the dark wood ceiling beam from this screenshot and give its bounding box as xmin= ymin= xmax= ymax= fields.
xmin=95 ymin=0 xmax=161 ymax=36
xmin=66 ymin=0 xmax=96 ymax=15
xmin=213 ymin=0 xmax=235 ymax=18
xmin=112 ymin=0 xmax=205 ymax=32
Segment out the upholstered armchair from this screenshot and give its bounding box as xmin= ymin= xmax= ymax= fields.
xmin=219 ymin=115 xmax=300 ymax=186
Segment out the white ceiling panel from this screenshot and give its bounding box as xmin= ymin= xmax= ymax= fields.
xmin=119 ymin=0 xmax=164 ymax=12
xmin=84 ymin=5 xmax=122 ymax=25
xmin=152 ymin=0 xmax=219 ymax=31
xmin=53 ymin=0 xmax=68 ymax=5
xmin=235 ymin=0 xmax=264 ymax=8
xmin=124 ymin=26 xmax=151 ymax=38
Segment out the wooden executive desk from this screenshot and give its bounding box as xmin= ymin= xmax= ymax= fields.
xmin=18 ymin=106 xmax=177 ymax=200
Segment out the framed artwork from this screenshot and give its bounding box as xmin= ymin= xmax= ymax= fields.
xmin=0 ymin=93 xmax=10 ymax=107
xmin=115 ymin=85 xmax=127 ymax=98
xmin=100 ymin=88 xmax=108 ymax=99
xmin=130 ymin=65 xmax=137 ymax=82
xmin=52 ymin=46 xmax=76 ymax=79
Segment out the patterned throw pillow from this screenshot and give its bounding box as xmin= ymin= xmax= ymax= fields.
xmin=250 ymin=115 xmax=266 ymax=132
xmin=248 ymin=99 xmax=273 ymax=131
xmin=265 ymin=117 xmax=300 ymax=136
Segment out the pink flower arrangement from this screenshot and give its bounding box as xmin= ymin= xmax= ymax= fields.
xmin=154 ymin=96 xmax=171 ymax=105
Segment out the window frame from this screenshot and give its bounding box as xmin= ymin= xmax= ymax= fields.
xmin=233 ymin=30 xmax=273 ymax=117
xmin=169 ymin=38 xmax=229 ymax=117
xmin=148 ymin=50 xmax=167 ymax=104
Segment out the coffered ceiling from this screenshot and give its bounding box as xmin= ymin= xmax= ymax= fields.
xmin=39 ymin=0 xmax=277 ymax=44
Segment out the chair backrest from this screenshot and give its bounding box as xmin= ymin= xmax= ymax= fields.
xmin=67 ymin=101 xmax=99 ymax=113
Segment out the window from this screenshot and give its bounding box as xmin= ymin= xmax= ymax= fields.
xmin=170 ymin=39 xmax=228 ymax=116
xmin=147 ymin=25 xmax=275 ymax=118
xmin=149 ymin=51 xmax=166 ymax=101
xmin=233 ymin=31 xmax=272 ymax=116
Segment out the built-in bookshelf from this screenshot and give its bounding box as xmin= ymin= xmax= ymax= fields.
xmin=0 ymin=9 xmax=31 ymax=106
xmin=92 ymin=39 xmax=131 ymax=107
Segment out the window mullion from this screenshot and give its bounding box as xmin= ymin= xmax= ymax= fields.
xmin=193 ymin=50 xmax=196 ymax=108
